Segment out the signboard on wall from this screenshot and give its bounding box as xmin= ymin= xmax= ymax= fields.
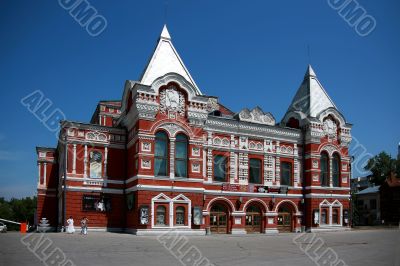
xmin=139 ymin=206 xmax=149 ymax=225
xmin=193 ymin=207 xmax=202 ymax=225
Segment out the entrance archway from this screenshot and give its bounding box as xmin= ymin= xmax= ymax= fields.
xmin=277 ymin=203 xmax=295 ymax=232
xmin=245 ymin=205 xmax=262 ymax=233
xmin=210 ymin=204 xmax=228 ymax=234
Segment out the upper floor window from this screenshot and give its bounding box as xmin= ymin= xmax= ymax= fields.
xmin=213 ymin=155 xmax=228 ymax=182
xmin=332 ymin=153 xmax=340 ymax=187
xmin=155 ymin=131 xmax=168 ymax=176
xmin=249 ymin=158 xmax=262 ymax=184
xmin=280 ymin=162 xmax=292 ymax=186
xmin=320 ymin=152 xmax=329 ymax=187
xmin=175 ymin=134 xmax=188 ymax=178
xmin=89 ymin=151 xmax=102 ymax=178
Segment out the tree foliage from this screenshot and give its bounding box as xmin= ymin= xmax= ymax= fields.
xmin=364 ymin=151 xmax=399 ymax=185
xmin=0 ymin=197 xmax=36 ymax=230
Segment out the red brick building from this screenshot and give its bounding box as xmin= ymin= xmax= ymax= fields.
xmin=36 ymin=26 xmax=352 ymax=235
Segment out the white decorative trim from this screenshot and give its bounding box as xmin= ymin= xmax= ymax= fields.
xmin=305 ymin=186 xmax=350 ymax=191
xmin=72 ymin=144 xmax=77 ymax=174
xmin=43 ymin=163 xmax=47 ymax=186
xmin=151 ymin=193 xmax=192 ymax=229
xmin=243 ymin=198 xmax=269 ymax=212
xmin=192 ymin=147 xmax=200 ymax=157
xmin=274 ymin=199 xmax=299 ymax=213
xmin=141 ymin=142 xmax=151 ymax=152
xmin=206 ymin=196 xmax=236 ymax=212
xmin=141 ymin=159 xmax=151 ymax=169
xmin=192 ymin=162 xmax=200 ymax=173
xmin=305 ymin=193 xmax=350 ymax=199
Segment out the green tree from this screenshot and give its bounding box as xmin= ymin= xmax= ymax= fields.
xmin=364 ymin=152 xmax=398 ymax=185
xmin=0 ymin=197 xmax=37 ymax=230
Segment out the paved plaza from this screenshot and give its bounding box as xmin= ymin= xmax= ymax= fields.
xmin=0 ymin=229 xmax=399 ymax=266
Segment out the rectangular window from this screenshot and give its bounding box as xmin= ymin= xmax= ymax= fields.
xmin=82 ymin=195 xmax=111 ymax=212
xmin=249 ymin=158 xmax=262 ymax=184
xmin=213 ymin=155 xmax=227 ymax=182
xmin=280 ymin=162 xmax=292 ymax=186
xmin=370 ymin=199 xmax=377 ymax=209
xmin=175 ymin=135 xmax=188 ymax=178
xmin=82 ymin=195 xmax=99 ymax=211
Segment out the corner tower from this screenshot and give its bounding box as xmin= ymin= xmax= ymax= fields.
xmin=282 ymin=65 xmax=353 ymax=231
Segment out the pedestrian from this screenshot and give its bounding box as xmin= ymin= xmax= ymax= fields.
xmin=66 ymin=216 xmax=75 ymax=234
xmin=80 ymin=217 xmax=89 ymax=235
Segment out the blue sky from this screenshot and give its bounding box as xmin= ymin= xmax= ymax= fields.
xmin=0 ymin=0 xmax=399 ymax=199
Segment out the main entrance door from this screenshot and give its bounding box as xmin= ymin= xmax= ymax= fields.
xmin=245 ymin=205 xmax=262 ymax=233
xmin=210 ymin=204 xmax=228 ymax=234
xmin=277 ymin=205 xmax=292 ymax=232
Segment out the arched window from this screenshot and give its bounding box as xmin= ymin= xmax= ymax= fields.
xmin=156 ymin=205 xmax=166 ymax=225
xmin=320 ymin=152 xmax=329 ymax=187
xmin=280 ymin=162 xmax=292 ymax=186
xmin=155 ymin=131 xmax=168 ymax=176
xmin=332 ymin=153 xmax=340 ymax=187
xmin=175 ymin=134 xmax=188 ymax=177
xmin=89 ymin=151 xmax=102 ymax=178
xmin=249 ymin=158 xmax=262 ymax=184
xmin=175 ymin=206 xmax=185 ymax=225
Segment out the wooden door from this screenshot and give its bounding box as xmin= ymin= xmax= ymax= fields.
xmin=210 ymin=204 xmax=228 ymax=234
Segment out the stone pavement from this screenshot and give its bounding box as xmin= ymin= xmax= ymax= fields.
xmin=0 ymin=229 xmax=398 ymax=266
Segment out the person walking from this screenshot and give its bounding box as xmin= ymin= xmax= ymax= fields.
xmin=66 ymin=216 xmax=75 ymax=234
xmin=80 ymin=217 xmax=89 ymax=235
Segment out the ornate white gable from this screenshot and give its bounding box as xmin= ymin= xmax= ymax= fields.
xmin=237 ymin=107 xmax=275 ymax=126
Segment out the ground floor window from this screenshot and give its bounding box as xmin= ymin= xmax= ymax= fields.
xmin=156 ymin=205 xmax=167 ymax=225
xmin=175 ymin=206 xmax=185 ymax=225
xmin=321 ymin=209 xmax=328 ymax=224
xmin=332 ymin=209 xmax=339 ymax=224
xmin=82 ymin=195 xmax=111 ymax=212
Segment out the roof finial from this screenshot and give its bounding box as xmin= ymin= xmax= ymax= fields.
xmin=305 ymin=64 xmax=317 ymax=78
xmin=160 ymin=24 xmax=171 ymax=40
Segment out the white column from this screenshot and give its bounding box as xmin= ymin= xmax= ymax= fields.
xmin=98 ymin=115 xmax=102 ymax=125
xmin=170 ymin=138 xmax=175 ymax=179
xmin=329 ymin=158 xmax=333 ymax=187
xmin=275 ymin=141 xmax=280 ymax=185
xmin=169 ymin=201 xmax=174 ymax=227
xmin=72 ymin=144 xmax=77 ymax=174
xmin=38 ymin=162 xmax=42 ymax=186
xmin=207 ymin=148 xmax=213 ymax=182
xmin=43 ymin=162 xmax=47 ymax=186
xmin=206 ymin=132 xmax=213 ymax=183
xmin=229 ymin=135 xmax=236 ymax=184
xmin=84 ymin=145 xmax=88 ymax=178
xmin=104 ymin=146 xmax=108 ymax=178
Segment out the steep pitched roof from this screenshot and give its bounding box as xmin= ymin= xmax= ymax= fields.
xmin=286 ymin=65 xmax=336 ymax=118
xmin=356 ymin=185 xmax=380 ymax=195
xmin=140 ymin=25 xmax=201 ymax=95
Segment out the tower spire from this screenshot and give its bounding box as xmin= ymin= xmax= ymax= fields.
xmin=160 ymin=24 xmax=171 ymax=40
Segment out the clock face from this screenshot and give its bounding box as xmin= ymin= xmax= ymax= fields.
xmin=166 ymin=89 xmax=179 ymax=109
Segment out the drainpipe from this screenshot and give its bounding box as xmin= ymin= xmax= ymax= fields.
xmin=301 ymin=128 xmax=307 ymax=232
xmin=63 ymin=132 xmax=67 ymax=232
